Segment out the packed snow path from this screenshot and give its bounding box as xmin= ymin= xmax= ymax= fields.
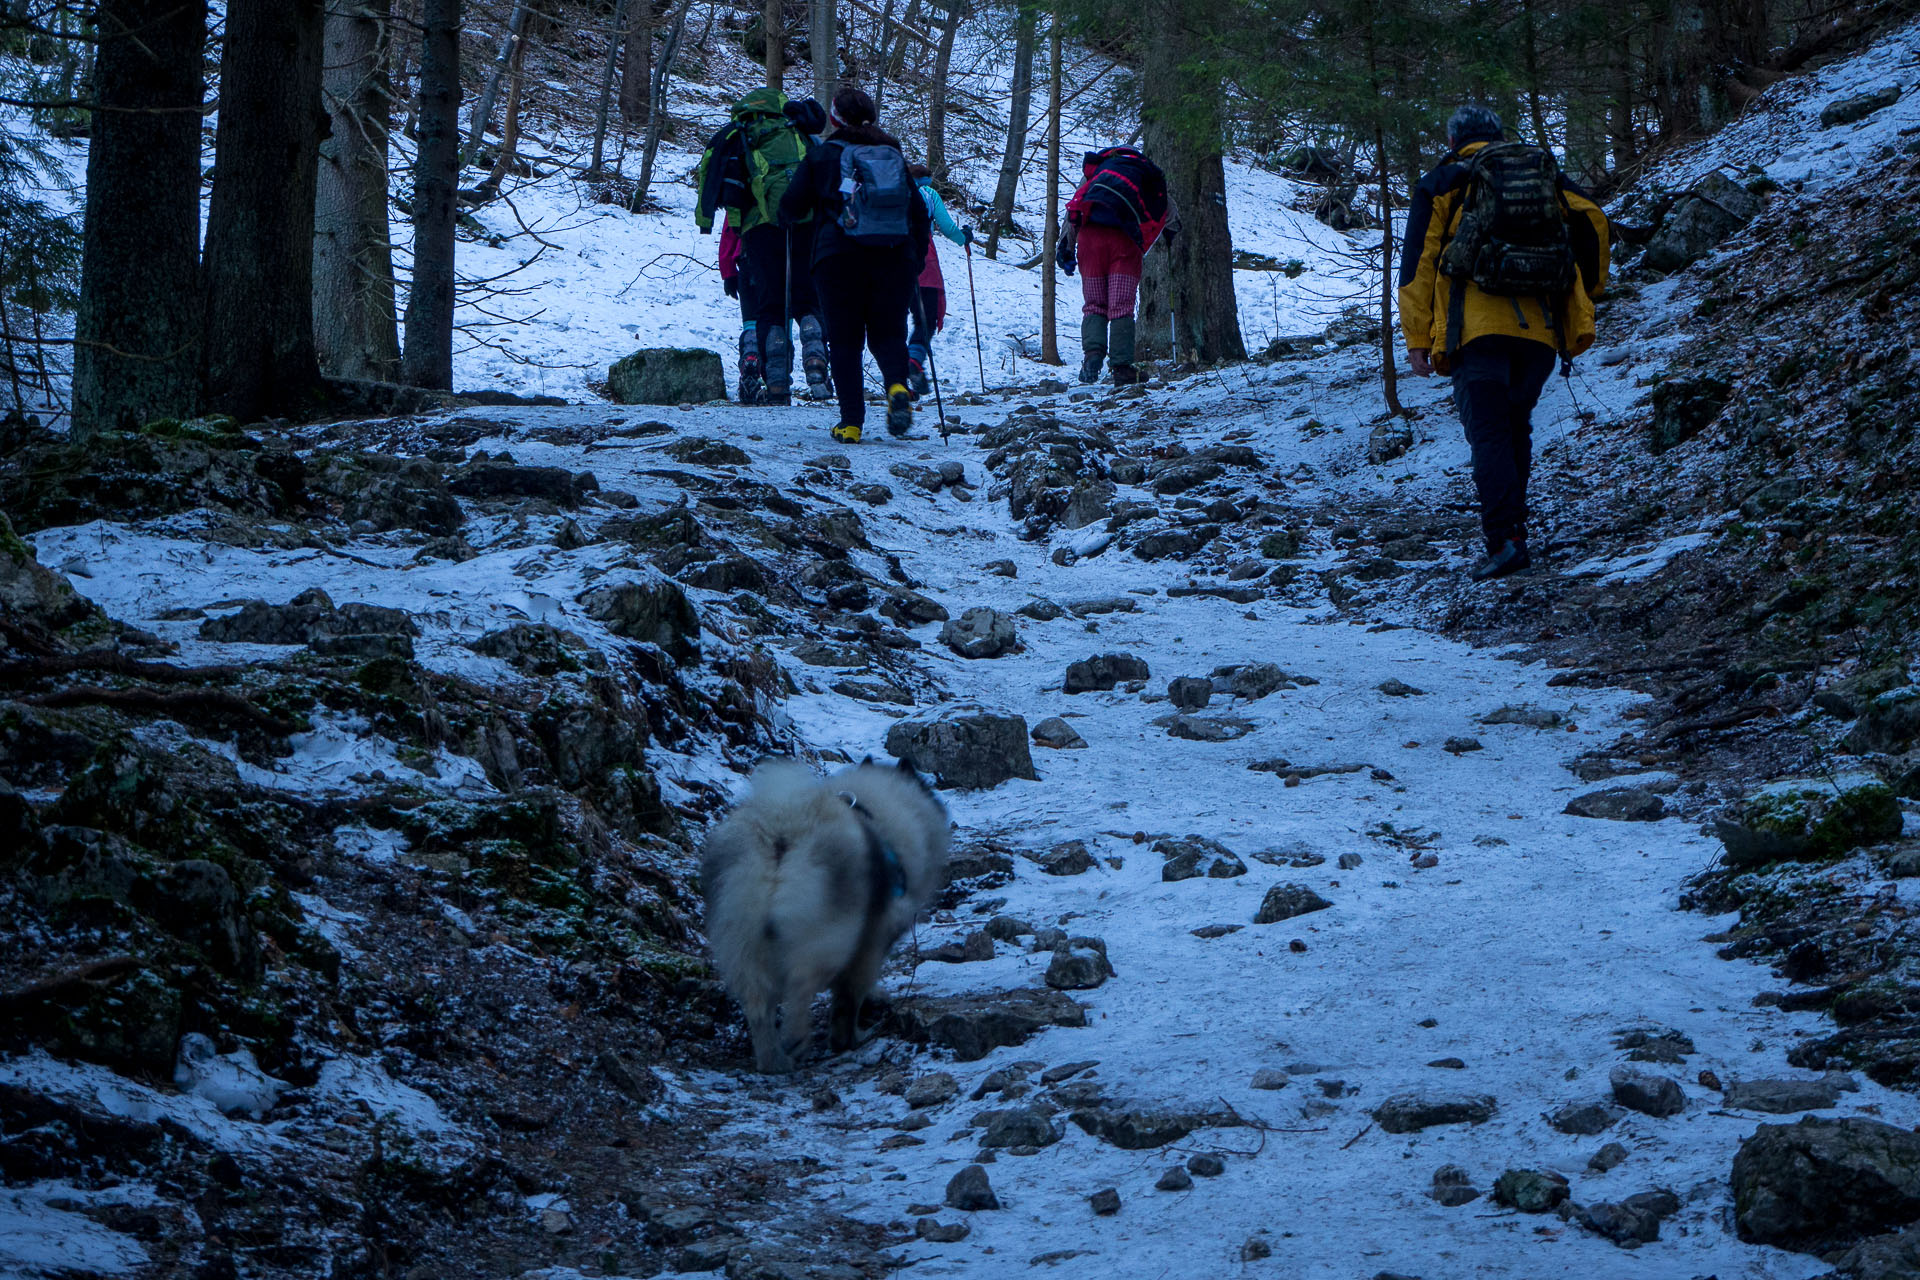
xmin=644 ymin=396 xmax=1907 ymax=1280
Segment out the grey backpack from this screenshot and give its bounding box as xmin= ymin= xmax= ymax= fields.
xmin=835 ymin=143 xmax=912 ymax=245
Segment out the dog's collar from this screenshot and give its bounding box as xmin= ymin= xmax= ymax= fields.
xmin=842 ymin=792 xmax=909 ymax=899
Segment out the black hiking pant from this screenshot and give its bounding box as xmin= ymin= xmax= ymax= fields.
xmin=743 ymin=222 xmax=819 ymax=388
xmin=815 ymin=246 xmax=916 ymax=427
xmin=1451 ymin=335 xmax=1556 ymax=552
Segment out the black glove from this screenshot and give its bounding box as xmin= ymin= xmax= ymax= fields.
xmin=962 ymin=225 xmax=975 ymax=246
xmin=724 ymin=276 xmax=739 ymax=298
xmin=1058 ymin=243 xmax=1076 ymax=277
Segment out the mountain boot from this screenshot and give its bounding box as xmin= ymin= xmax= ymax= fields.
xmin=737 ymin=329 xmax=762 ymax=405
xmin=1108 ymin=316 xmax=1139 ymax=385
xmin=907 ymin=358 xmax=930 ymax=399
xmin=762 ymin=325 xmax=794 ymax=405
xmin=798 ymin=314 xmax=833 ymax=400
xmin=1078 ymin=315 xmax=1107 ymax=383
xmin=1468 ymin=539 xmax=1531 ymax=582
xmin=886 ymin=384 xmax=914 ymax=436
xmin=831 ymin=423 xmax=863 ymax=444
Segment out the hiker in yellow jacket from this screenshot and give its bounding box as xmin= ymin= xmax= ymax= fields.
xmin=1400 ymin=105 xmax=1610 ymax=581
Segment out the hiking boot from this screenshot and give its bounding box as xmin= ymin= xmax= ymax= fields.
xmin=738 ymin=331 xmax=761 ymax=404
xmin=1468 ymin=539 xmax=1531 ymax=582
xmin=1079 ymin=315 xmax=1108 ymax=383
xmin=907 ymin=359 xmax=930 ymax=399
xmin=798 ymin=316 xmax=831 ymax=399
xmin=800 ymin=370 xmax=834 ymax=401
xmin=762 ymin=387 xmax=792 ymax=407
xmin=885 ymin=384 xmax=913 ymax=436
xmin=738 ymin=373 xmax=763 ymax=405
xmin=1110 ymin=363 xmax=1141 ymax=386
xmin=830 ymin=423 xmax=862 ymax=444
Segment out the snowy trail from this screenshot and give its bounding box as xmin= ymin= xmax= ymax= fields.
xmin=594 ymin=395 xmax=1910 ymax=1279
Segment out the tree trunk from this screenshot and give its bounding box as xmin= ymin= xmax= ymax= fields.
xmin=588 ymin=0 xmax=630 ymax=176
xmin=811 ymin=0 xmax=837 ymax=101
xmin=1039 ymin=17 xmax=1061 ymax=364
xmin=764 ymin=0 xmax=783 ymax=87
xmin=314 ymin=0 xmax=400 ymax=382
xmin=72 ymin=0 xmax=206 ymax=438
xmin=983 ymin=4 xmax=1036 ymax=258
xmin=1521 ymin=0 xmax=1548 ymax=145
xmin=1135 ymin=0 xmax=1242 ymax=364
xmin=401 ymin=0 xmax=460 ymax=389
xmin=1375 ymin=125 xmax=1402 ymax=416
xmin=200 ymin=0 xmax=327 ymax=421
xmin=926 ymin=0 xmax=960 ymax=180
xmin=635 ymin=0 xmax=689 ymax=210
xmin=479 ymin=16 xmax=530 ymax=195
xmin=621 ymin=0 xmax=652 ymax=125
xmin=1610 ymin=25 xmax=1635 ymax=165
xmin=463 ymin=0 xmax=528 ymax=169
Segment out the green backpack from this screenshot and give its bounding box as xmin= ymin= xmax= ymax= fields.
xmin=694 ymin=88 xmax=812 ymax=233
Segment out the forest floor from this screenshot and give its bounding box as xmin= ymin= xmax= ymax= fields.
xmin=6 ymin=13 xmax=1920 ymax=1280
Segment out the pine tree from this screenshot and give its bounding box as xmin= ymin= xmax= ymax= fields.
xmin=314 ymin=0 xmax=401 ymax=383
xmin=401 ymin=0 xmax=461 ymax=390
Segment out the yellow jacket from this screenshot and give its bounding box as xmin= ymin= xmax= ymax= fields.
xmin=1398 ymin=140 xmax=1610 ymax=373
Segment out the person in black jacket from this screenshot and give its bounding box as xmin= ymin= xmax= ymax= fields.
xmin=777 ymin=88 xmax=932 ymax=443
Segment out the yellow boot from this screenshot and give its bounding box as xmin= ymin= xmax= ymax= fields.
xmin=885 ymin=384 xmax=913 ymax=437
xmin=830 ymin=422 xmax=862 ymax=444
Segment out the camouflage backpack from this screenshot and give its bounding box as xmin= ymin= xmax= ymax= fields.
xmin=1439 ymin=142 xmax=1576 ymax=299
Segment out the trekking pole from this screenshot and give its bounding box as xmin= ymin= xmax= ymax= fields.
xmin=909 ymin=287 xmax=950 ymax=443
xmin=964 ymin=242 xmax=987 ymax=393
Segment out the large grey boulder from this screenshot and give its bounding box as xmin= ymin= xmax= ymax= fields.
xmin=1644 ymin=172 xmax=1763 ymax=273
xmin=1732 ymin=1117 xmax=1920 ymax=1251
xmin=1846 ymin=689 xmax=1920 ymax=754
xmin=1373 ymin=1092 xmax=1497 ymax=1133
xmin=1822 ymin=86 xmax=1902 ymax=128
xmin=1611 ymin=1066 xmax=1686 ymax=1117
xmin=885 ymin=705 xmax=1037 ymax=790
xmin=939 ymin=607 xmax=1017 ymax=659
xmin=0 ymin=513 xmax=95 ymax=632
xmin=1724 ymin=1076 xmax=1850 ymax=1115
xmin=891 ymin=988 xmax=1086 ymax=1061
xmin=606 ymin=348 xmax=726 ymax=404
xmin=1565 ymin=786 xmax=1667 ymax=821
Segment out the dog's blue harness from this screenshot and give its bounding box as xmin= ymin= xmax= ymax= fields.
xmin=843 ymin=793 xmax=909 ymax=900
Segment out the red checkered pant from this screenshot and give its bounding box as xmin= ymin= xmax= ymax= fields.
xmin=1078 ymin=224 xmax=1143 ymax=320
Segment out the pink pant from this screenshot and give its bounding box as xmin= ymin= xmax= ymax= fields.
xmin=1078 ymin=224 xmax=1143 ymax=319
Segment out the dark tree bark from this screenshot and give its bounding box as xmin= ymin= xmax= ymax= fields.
xmin=983 ymin=3 xmax=1037 ymax=258
xmin=1135 ymin=0 xmax=1242 ymax=364
xmin=635 ymin=0 xmax=689 ymax=208
xmin=479 ymin=14 xmax=531 ymax=196
xmin=314 ymin=0 xmax=401 ymax=382
xmin=926 ymin=0 xmax=961 ymax=180
xmin=589 ymin=0 xmax=631 ymax=177
xmin=72 ymin=0 xmax=206 ymax=439
xmin=764 ymin=0 xmax=784 ymax=87
xmin=620 ymin=0 xmax=653 ymax=125
xmin=402 ymin=0 xmax=460 ymax=389
xmin=200 ymin=0 xmax=327 ymax=421
xmin=810 ymin=0 xmax=837 ymax=101
xmin=1040 ymin=17 xmax=1061 ymax=364
xmin=464 ymin=0 xmax=528 ymax=168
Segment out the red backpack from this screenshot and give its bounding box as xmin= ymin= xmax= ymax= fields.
xmin=1067 ymin=147 xmax=1170 ymax=248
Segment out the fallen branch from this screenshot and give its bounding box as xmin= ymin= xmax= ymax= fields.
xmin=0 ymin=955 xmax=140 ymax=1010
xmin=1341 ymin=1122 xmax=1373 ymax=1150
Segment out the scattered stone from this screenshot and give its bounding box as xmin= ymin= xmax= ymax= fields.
xmin=1066 ymin=596 xmax=1138 ymax=617
xmin=1649 ymin=371 xmax=1734 ymax=452
xmin=984 ymin=915 xmax=1034 ymax=943
xmin=1030 ymin=717 xmax=1088 ymax=750
xmin=1155 ymin=1166 xmax=1194 ymax=1192
xmin=915 ymin=1217 xmax=970 ymax=1243
xmin=1211 ymin=662 xmax=1298 ymax=700
xmin=1254 ymin=884 xmax=1332 ymax=924
xmin=1431 ymin=1165 xmax=1481 ymax=1207
xmin=1589 ymin=1142 xmax=1629 ymax=1173
xmin=1168 ymin=676 xmax=1214 ymax=710
xmin=926 ymin=931 xmax=995 ymax=964
xmin=1046 ymin=940 xmax=1115 ymax=991
xmin=945 ymin=1164 xmax=1000 ymax=1212
xmin=905 ymin=1073 xmax=960 ymax=1109
xmin=1614 ymin=1027 xmax=1695 ymax=1062
xmin=1724 ymin=1077 xmax=1849 ymax=1114
xmin=1070 ymin=1105 xmax=1232 ymax=1149
xmin=1845 ymin=689 xmax=1920 ymax=754
xmin=980 ymin=1106 xmax=1063 ymax=1149
xmin=1610 ymin=1066 xmax=1686 ymax=1118
xmin=1377 ymin=678 xmax=1425 ymax=697
xmin=832 ymin=678 xmax=913 ymax=706
xmin=1494 ymin=1168 xmax=1570 ymax=1213
xmin=1064 ymin=652 xmax=1150 ymax=693
xmin=1029 ymin=839 xmax=1097 ymax=875
xmin=1161 ymin=713 xmax=1257 ymax=742
xmin=578 ymin=576 xmax=701 ymax=663
xmin=1822 ymin=85 xmax=1902 ymax=128
xmin=1367 ymin=423 xmax=1414 ymax=465
xmin=1187 ymin=1154 xmax=1225 ymax=1177
xmin=1251 ymin=1069 xmax=1290 ymax=1090
xmin=940 ymin=607 xmax=1018 ymax=659
xmin=1734 ymin=1117 xmax=1920 ymax=1250
xmin=606 ymin=347 xmax=726 ymax=404
xmin=984 ymin=559 xmax=1018 ymax=578
xmin=1192 ymin=924 xmax=1242 ymax=939
xmin=1566 ymin=787 xmax=1667 ymax=822
xmin=1338 ymin=852 xmax=1364 ymax=870
xmin=1481 ymin=704 xmax=1564 ymax=728
xmin=200 ymin=588 xmax=416 ymax=647
xmin=1829 ymin=1229 xmax=1920 ymax=1279
xmin=1160 ymin=840 xmax=1247 ymax=880
xmin=1575 ymin=1191 xmax=1679 ymax=1247
xmin=1242 ymin=1236 xmax=1273 ymax=1261
xmin=1643 ymin=172 xmax=1763 ymax=274
xmin=1549 ymin=1100 xmax=1622 ymax=1136
xmin=1372 ymin=1092 xmax=1497 ymax=1134
xmin=664 ymin=436 xmax=750 ymax=466
xmin=892 ymin=989 xmax=1086 ymax=1061
xmin=1443 ymin=736 xmax=1482 ymax=754
xmin=879 ymin=588 xmax=950 ymax=626
xmin=1017 ymin=598 xmax=1067 ymax=621
xmin=1427 ymin=1057 xmax=1466 ymax=1070
xmin=1714 ymin=774 xmax=1903 ymax=866
xmin=1089 ymin=1187 xmax=1121 ymax=1216
xmin=885 ymin=705 xmax=1037 ymax=790
xmin=1041 ymin=1061 xmax=1098 ymax=1085
xmin=1133 ymin=524 xmax=1221 ymax=561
